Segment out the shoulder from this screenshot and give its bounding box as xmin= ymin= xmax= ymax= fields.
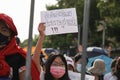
xmin=109 ymin=75 xmax=117 ymax=80
xmin=104 ymin=72 xmax=112 ymax=80
xmin=104 ymin=72 xmax=112 ymax=77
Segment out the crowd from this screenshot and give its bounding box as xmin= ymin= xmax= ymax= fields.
xmin=0 ymin=13 xmax=120 ymax=80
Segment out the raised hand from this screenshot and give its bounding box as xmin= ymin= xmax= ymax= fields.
xmin=38 ymin=23 xmax=45 ymax=37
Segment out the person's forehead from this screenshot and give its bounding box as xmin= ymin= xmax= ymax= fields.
xmin=0 ymin=23 xmax=11 ymax=34
xmin=0 ymin=24 xmax=9 ymax=30
xmin=53 ymin=57 xmax=63 ymax=63
xmin=0 ymin=21 xmax=7 ymax=27
xmin=0 ymin=21 xmax=9 ymax=29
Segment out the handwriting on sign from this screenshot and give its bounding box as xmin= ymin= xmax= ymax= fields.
xmin=46 ymin=18 xmax=77 ymax=27
xmin=41 ymin=8 xmax=78 ymax=35
xmin=44 ymin=10 xmax=72 ymax=19
xmin=51 ymin=27 xmax=58 ymax=33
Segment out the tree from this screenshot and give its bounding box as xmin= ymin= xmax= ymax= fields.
xmin=97 ymin=0 xmax=120 ymax=47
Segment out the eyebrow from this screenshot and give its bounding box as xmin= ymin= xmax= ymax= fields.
xmin=1 ymin=26 xmax=10 ymax=30
xmin=52 ymin=61 xmax=64 ymax=64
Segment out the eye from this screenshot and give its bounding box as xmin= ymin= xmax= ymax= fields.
xmin=0 ymin=26 xmax=11 ymax=36
xmin=52 ymin=62 xmax=65 ymax=66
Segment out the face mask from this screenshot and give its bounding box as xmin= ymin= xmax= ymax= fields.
xmin=76 ymin=64 xmax=82 ymax=72
xmin=50 ymin=66 xmax=65 ymax=79
xmin=42 ymin=58 xmax=46 ymax=64
xmin=0 ymin=33 xmax=9 ymax=45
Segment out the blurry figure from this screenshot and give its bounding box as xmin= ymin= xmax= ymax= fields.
xmin=39 ymin=53 xmax=46 ymax=72
xmin=78 ymin=45 xmax=83 ymax=54
xmin=33 ymin=23 xmax=70 ymax=80
xmin=107 ymin=46 xmax=112 ymax=58
xmin=64 ymin=55 xmax=75 ymax=71
xmin=87 ymin=47 xmax=107 ymax=58
xmin=109 ymin=57 xmax=120 ymax=80
xmin=74 ymin=54 xmax=82 ymax=72
xmin=74 ymin=53 xmax=88 ymax=73
xmin=87 ymin=55 xmax=113 ymax=74
xmin=88 ymin=59 xmax=105 ymax=80
xmin=104 ymin=58 xmax=117 ymax=80
xmin=0 ymin=13 xmax=39 ymax=80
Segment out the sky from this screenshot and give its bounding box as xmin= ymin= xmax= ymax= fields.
xmin=0 ymin=0 xmax=57 ymax=42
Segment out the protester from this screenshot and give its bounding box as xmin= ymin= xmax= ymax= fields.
xmin=74 ymin=53 xmax=82 ymax=72
xmin=64 ymin=54 xmax=75 ymax=71
xmin=88 ymin=59 xmax=105 ymax=80
xmin=0 ymin=13 xmax=39 ymax=80
xmin=109 ymin=57 xmax=120 ymax=80
xmin=104 ymin=58 xmax=117 ymax=80
xmin=74 ymin=53 xmax=88 ymax=73
xmin=78 ymin=44 xmax=83 ymax=54
xmin=33 ymin=23 xmax=70 ymax=80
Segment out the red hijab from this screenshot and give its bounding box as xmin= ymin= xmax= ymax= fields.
xmin=0 ymin=13 xmax=40 ymax=80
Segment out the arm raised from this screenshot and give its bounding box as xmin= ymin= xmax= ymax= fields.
xmin=32 ymin=23 xmax=45 ymax=72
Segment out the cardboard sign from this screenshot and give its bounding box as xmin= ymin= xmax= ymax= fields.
xmin=41 ymin=8 xmax=78 ymax=35
xmin=68 ymin=71 xmax=95 ymax=80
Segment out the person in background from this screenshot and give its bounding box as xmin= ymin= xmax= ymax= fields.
xmin=88 ymin=59 xmax=105 ymax=80
xmin=74 ymin=53 xmax=82 ymax=72
xmin=33 ymin=23 xmax=70 ymax=80
xmin=78 ymin=45 xmax=83 ymax=54
xmin=64 ymin=54 xmax=75 ymax=72
xmin=104 ymin=58 xmax=117 ymax=80
xmin=109 ymin=57 xmax=120 ymax=80
xmin=74 ymin=53 xmax=88 ymax=73
xmin=0 ymin=13 xmax=39 ymax=80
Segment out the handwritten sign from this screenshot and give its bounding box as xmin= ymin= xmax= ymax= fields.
xmin=41 ymin=8 xmax=78 ymax=35
xmin=68 ymin=71 xmax=95 ymax=80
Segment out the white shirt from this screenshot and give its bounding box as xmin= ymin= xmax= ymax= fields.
xmin=104 ymin=72 xmax=118 ymax=80
xmin=109 ymin=75 xmax=117 ymax=80
xmin=104 ymin=72 xmax=112 ymax=80
xmin=40 ymin=70 xmax=45 ymax=80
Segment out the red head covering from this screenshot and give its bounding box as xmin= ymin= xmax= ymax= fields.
xmin=0 ymin=13 xmax=40 ymax=80
xmin=0 ymin=13 xmax=17 ymax=35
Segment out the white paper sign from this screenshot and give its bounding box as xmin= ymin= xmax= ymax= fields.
xmin=68 ymin=71 xmax=95 ymax=80
xmin=41 ymin=8 xmax=78 ymax=35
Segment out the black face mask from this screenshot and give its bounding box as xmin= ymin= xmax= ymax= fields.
xmin=0 ymin=33 xmax=9 ymax=45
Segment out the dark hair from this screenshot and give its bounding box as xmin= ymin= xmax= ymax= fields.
xmin=74 ymin=54 xmax=88 ymax=63
xmin=44 ymin=53 xmax=70 ymax=80
xmin=111 ymin=59 xmax=117 ymax=68
xmin=0 ymin=20 xmax=14 ymax=37
xmin=113 ymin=57 xmax=120 ymax=80
xmin=74 ymin=54 xmax=82 ymax=63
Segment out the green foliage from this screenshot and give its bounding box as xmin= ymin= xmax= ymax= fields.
xmin=97 ymin=0 xmax=120 ymax=47
xmin=20 ymin=39 xmax=28 ymax=48
xmin=42 ymin=34 xmax=77 ymax=50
